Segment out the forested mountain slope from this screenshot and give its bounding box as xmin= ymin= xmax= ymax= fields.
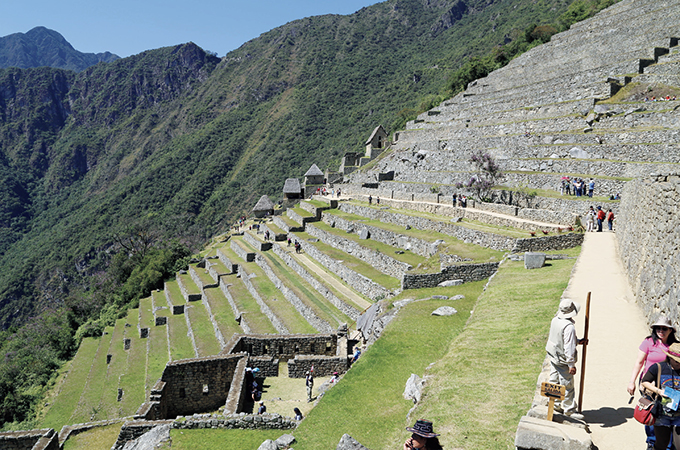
xmin=0 ymin=0 xmax=578 ymax=328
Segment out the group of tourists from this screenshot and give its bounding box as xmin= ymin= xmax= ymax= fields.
xmin=561 ymin=176 xmax=595 ymax=197
xmin=584 ymin=205 xmax=615 ymax=232
xmin=452 ymin=193 xmax=467 ymax=207
xmin=368 ymin=195 xmax=380 ymax=205
xmin=316 ymin=187 xmax=338 ymax=197
xmin=645 ymin=96 xmax=677 ymax=102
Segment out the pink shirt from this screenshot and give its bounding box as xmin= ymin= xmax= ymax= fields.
xmin=640 ymin=337 xmax=670 ymax=374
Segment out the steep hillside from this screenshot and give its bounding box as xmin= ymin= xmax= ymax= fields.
xmin=0 ymin=27 xmax=119 ymax=72
xmin=0 ymin=0 xmax=580 ymax=329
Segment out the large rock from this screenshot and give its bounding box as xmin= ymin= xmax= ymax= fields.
xmin=569 ymin=147 xmax=591 ymax=159
xmin=515 ymin=416 xmax=593 ymax=450
xmin=336 ymin=434 xmax=372 ymax=450
xmin=524 ymin=252 xmax=546 ymax=270
xmin=257 ymin=439 xmax=278 ymax=450
xmin=359 ymin=228 xmax=370 ymax=240
xmin=121 ymin=424 xmax=171 ymax=450
xmin=432 ymin=306 xmax=457 ymax=316
xmin=275 ymin=434 xmax=296 ymax=448
xmin=403 ymin=373 xmax=424 ymax=403
xmin=438 ymin=279 xmax=463 ymax=287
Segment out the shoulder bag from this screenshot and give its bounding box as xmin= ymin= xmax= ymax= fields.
xmin=634 ymin=363 xmax=662 ymax=426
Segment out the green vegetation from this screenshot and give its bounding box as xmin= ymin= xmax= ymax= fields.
xmin=62 ymin=423 xmax=122 ymax=450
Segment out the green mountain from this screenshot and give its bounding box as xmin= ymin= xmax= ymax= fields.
xmin=0 ymin=0 xmax=578 ymax=329
xmin=0 ymin=27 xmax=119 ymax=72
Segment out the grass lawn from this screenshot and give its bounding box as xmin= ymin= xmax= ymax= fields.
xmin=41 ymin=337 xmax=100 ymax=430
xmin=62 ymin=423 xmax=122 ymax=450
xmin=186 ymin=302 xmax=222 ymax=357
xmin=153 ymin=289 xmax=169 ymax=308
xmin=96 ymin=318 xmax=129 ymax=420
xmin=167 ymin=313 xmax=197 ymax=361
xmin=220 ymin=272 xmax=278 ymax=335
xmin=178 ymin=273 xmax=201 ymax=296
xmin=119 ymin=324 xmax=148 ymax=416
xmin=410 ymin=253 xmax=579 ymax=450
xmin=277 ymin=215 xmax=303 ymax=229
xmin=191 ymin=264 xmax=217 ymax=287
xmin=294 ymin=231 xmax=401 ymax=291
xmin=291 ymin=207 xmax=314 ymax=218
xmin=304 ymin=199 xmax=330 ymax=208
xmin=164 ymin=281 xmax=184 ymax=305
xmin=146 ymin=325 xmax=169 ymax=396
xmin=292 ymin=282 xmax=487 ymax=450
xmin=164 ymin=428 xmax=285 ymax=450
xmin=202 ymin=287 xmax=243 ymax=343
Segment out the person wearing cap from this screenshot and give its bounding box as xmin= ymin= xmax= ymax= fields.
xmin=305 ymin=370 xmax=314 ymax=402
xmin=403 ymin=419 xmax=443 ymax=450
xmin=641 ymin=342 xmax=680 ymax=450
xmin=545 ymin=298 xmax=587 ymax=420
xmin=257 ymin=401 xmax=266 ymax=415
xmin=596 ymin=206 xmax=605 ymax=232
xmin=629 ymin=316 xmax=678 ymax=450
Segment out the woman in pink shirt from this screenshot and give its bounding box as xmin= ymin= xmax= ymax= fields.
xmin=628 ymin=316 xmax=677 ymax=449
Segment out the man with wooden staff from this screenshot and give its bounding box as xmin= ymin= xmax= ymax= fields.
xmin=545 ymin=298 xmax=588 ymax=420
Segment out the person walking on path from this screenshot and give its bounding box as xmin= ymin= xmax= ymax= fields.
xmin=641 ymin=342 xmax=680 ymax=450
xmin=606 ymin=209 xmax=615 ymax=231
xmin=587 ymin=206 xmax=596 ymax=232
xmin=546 ymin=298 xmax=587 ymax=420
xmin=588 ymin=178 xmax=595 ymax=198
xmin=628 ymin=316 xmax=678 ymax=450
xmin=305 ymin=370 xmax=314 ymax=402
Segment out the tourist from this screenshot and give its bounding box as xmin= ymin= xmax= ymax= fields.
xmin=588 ymin=178 xmax=595 ymax=198
xmin=294 ymin=407 xmax=303 ymax=420
xmin=251 ymin=381 xmax=259 ymax=401
xmin=640 ymin=342 xmax=680 ymax=450
xmin=545 ymin=299 xmax=587 ymax=420
xmin=377 ymin=196 xmax=380 ymax=205
xmin=287 ymin=237 xmax=291 ymax=247
xmin=565 ymin=177 xmax=571 ymax=195
xmin=305 ymin=370 xmax=314 ymax=402
xmin=586 ymin=206 xmax=595 ymax=232
xmin=368 ymin=195 xmax=373 ymax=205
xmin=627 ymin=316 xmax=677 ymax=450
xmin=403 ymin=419 xmax=443 ymax=450
xmin=606 ymin=209 xmax=615 ymax=231
xmin=258 ymin=401 xmax=266 ymax=414
xmin=330 ymin=371 xmax=340 ymax=384
xmin=337 ymin=188 xmax=341 ymax=197
xmin=596 ymin=206 xmax=605 ymax=232
xmin=352 ymin=346 xmax=362 ymax=363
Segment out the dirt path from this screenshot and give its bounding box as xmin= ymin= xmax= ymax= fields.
xmin=565 ymin=231 xmax=649 ymax=450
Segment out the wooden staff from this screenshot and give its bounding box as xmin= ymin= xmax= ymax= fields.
xmin=577 ymin=292 xmax=591 ymax=413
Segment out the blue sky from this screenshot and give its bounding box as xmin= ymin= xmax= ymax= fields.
xmin=1 ymin=0 xmax=382 ymax=57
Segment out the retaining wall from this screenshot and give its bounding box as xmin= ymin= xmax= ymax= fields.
xmin=0 ymin=429 xmax=58 ymax=450
xmin=223 ymin=334 xmax=340 ymax=361
xmin=617 ymin=175 xmax=680 ymax=323
xmin=288 ymin=355 xmax=349 ymax=378
xmin=236 ymin=263 xmax=289 ymax=334
xmin=402 ymin=262 xmax=500 ymax=290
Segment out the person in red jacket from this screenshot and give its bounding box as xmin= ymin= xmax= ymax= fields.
xmin=606 ymin=209 xmax=615 ymax=231
xmin=596 ymin=206 xmax=606 ymax=232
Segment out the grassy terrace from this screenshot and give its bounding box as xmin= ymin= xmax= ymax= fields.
xmin=178 ymin=273 xmax=201 ymax=296
xmin=347 ymin=199 xmax=529 ymax=238
xmin=234 ymin=237 xmax=317 ymax=334
xmin=291 ymin=207 xmax=314 ymax=218
xmin=277 ymin=214 xmax=303 ymax=230
xmin=203 ymin=287 xmax=243 ymax=343
xmin=324 ymin=209 xmax=504 ymax=263
xmin=41 ymin=337 xmax=100 ymax=430
xmin=208 ymin=258 xmax=232 ymax=276
xmin=187 ymin=302 xmax=222 ymax=357
xmin=70 ymin=327 xmax=114 ymax=424
xmin=119 ymin=314 xmax=147 ymax=416
xmin=264 ymin=221 xmax=285 ymax=235
xmin=164 ymin=280 xmax=185 ymax=306
xmin=309 ymin=221 xmax=427 ymax=268
xmin=293 ymin=230 xmax=401 ymax=291
xmin=167 ymin=312 xmax=196 ymax=361
xmin=303 ymin=199 xmax=330 ymax=208
xmin=96 ymin=318 xmax=130 ymax=421
xmin=152 ymin=290 xmax=169 ymax=309
xmin=260 ymin=249 xmax=354 ymax=328
xmin=494 ymin=185 xmax=620 ymax=204
xmin=191 ymin=264 xmax=217 ymax=287
xmin=146 ymin=322 xmax=169 ymax=396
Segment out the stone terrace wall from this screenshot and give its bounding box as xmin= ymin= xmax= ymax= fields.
xmin=173 ymin=412 xmax=297 ymax=430
xmin=271 ymin=244 xmax=360 ymax=321
xmin=336 ymin=201 xmax=516 ymax=251
xmin=617 ymin=175 xmax=680 ymax=323
xmin=236 ymin=263 xmax=289 ymax=334
xmin=513 ymin=233 xmax=585 ymax=252
xmin=0 ymin=429 xmax=58 ymax=450
xmin=289 ymin=231 xmax=392 ymax=300
xmin=402 ymin=262 xmax=499 ymax=290
xmin=113 ymin=421 xmax=174 ymax=450
xmin=305 ymin=223 xmax=412 ymax=280
xmin=321 ymin=211 xmax=439 ymax=257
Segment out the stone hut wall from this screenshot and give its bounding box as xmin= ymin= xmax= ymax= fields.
xmin=513 ymin=233 xmax=585 ymax=252
xmin=288 ymin=355 xmax=349 ymax=378
xmin=224 ymin=334 xmax=339 ymax=361
xmin=158 ymin=353 xmax=247 ymax=419
xmin=0 ymin=429 xmax=58 ymax=450
xmin=617 ymin=175 xmax=680 ymax=323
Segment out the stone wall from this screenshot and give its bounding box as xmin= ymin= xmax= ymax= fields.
xmin=617 ymin=175 xmax=680 ymax=323
xmin=402 ymin=262 xmax=500 ymax=290
xmin=190 ymin=265 xmax=219 ymax=290
xmin=177 ymin=275 xmax=202 ymax=302
xmin=513 ymin=232 xmax=585 ymax=252
xmin=217 ymin=248 xmax=239 ymax=273
xmin=218 ymin=276 xmax=252 ymax=334
xmin=236 ymin=263 xmax=289 ymax=334
xmin=289 ymin=232 xmax=393 ymax=300
xmin=305 ymin=223 xmax=412 ymax=280
xmin=243 ymin=231 xmax=272 ymax=252
xmin=336 ymin=201 xmax=516 ymax=251
xmin=223 ymin=334 xmax=340 ymax=361
xmin=0 ymin=429 xmax=58 ymax=450
xmin=113 ymin=420 xmax=174 ymax=450
xmin=321 ymin=212 xmax=439 ymax=257
xmin=288 ymin=355 xmax=349 ymax=378
xmin=230 ymin=240 xmax=255 ymax=263
xmin=272 ymin=216 xmax=304 ymax=233
xmin=154 ymin=353 xmax=247 ymax=419
xmin=173 ymin=412 xmax=297 ymax=430
xmin=253 ymin=251 xmax=333 ymax=333
xmin=247 ymin=356 xmax=280 ymax=377
xmin=271 ymin=244 xmax=360 ymax=321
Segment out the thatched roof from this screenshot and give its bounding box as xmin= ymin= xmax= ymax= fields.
xmin=283 ymin=178 xmax=301 ymax=193
xmin=304 ymin=164 xmax=324 ymax=177
xmin=364 ymin=125 xmax=387 ymax=145
xmin=252 ymin=195 xmax=275 ymax=212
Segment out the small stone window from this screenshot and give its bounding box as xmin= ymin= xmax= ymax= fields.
xmin=264 ymin=345 xmax=269 ymax=354
xmin=310 ymin=343 xmax=315 ymax=353
xmin=326 ymin=342 xmax=332 ymax=353
xmin=294 ymin=344 xmax=300 ymax=353
xmin=179 ymin=388 xmax=186 ymax=398
xmin=279 ymin=345 xmax=284 ymax=355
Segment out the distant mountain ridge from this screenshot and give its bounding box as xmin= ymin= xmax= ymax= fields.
xmin=0 ymin=26 xmax=119 ymax=72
